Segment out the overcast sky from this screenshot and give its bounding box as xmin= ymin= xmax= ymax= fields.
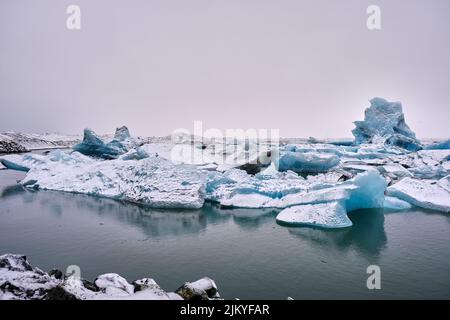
xmin=1 ymin=0 xmax=449 ymax=138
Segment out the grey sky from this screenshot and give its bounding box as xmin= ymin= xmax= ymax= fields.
xmin=1 ymin=0 xmax=449 ymax=138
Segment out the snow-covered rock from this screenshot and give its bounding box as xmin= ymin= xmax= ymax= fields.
xmin=386 ymin=177 xmax=450 ymax=212
xmin=176 ymin=277 xmax=220 ymax=300
xmin=0 ymin=254 xmax=218 ymax=300
xmin=352 ymin=98 xmax=422 ymax=151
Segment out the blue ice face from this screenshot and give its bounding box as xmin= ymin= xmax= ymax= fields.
xmin=352 ymin=97 xmax=422 ymax=151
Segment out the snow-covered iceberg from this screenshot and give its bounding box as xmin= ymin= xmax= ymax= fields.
xmin=352 ymin=98 xmax=422 ymax=151
xmin=386 ymin=176 xmax=450 ymax=212
xmin=73 ymin=126 xmax=141 ymax=159
xmin=276 ymin=201 xmax=352 ymax=228
xmin=18 ymin=151 xmax=207 ymax=209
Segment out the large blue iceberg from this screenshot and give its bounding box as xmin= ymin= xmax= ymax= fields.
xmin=352 ymin=98 xmax=422 ymax=151
xmin=73 ymin=126 xmax=141 ymax=159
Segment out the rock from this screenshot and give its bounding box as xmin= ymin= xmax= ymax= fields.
xmin=45 ymin=285 xmax=79 ymax=300
xmin=175 ymin=277 xmax=220 ymax=300
xmin=48 ymin=269 xmax=63 ymax=280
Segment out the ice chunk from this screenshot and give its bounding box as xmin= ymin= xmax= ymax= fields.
xmin=0 ymin=150 xmax=93 ymax=172
xmin=352 ymin=98 xmax=422 ymax=151
xmin=386 ymin=177 xmax=450 ymax=212
xmin=383 ymin=196 xmax=412 ymax=210
xmin=73 ymin=127 xmax=140 ymax=159
xmin=22 ymin=155 xmax=207 ymax=209
xmin=278 ymin=151 xmax=340 ymax=173
xmin=276 ymin=201 xmax=352 ymax=228
xmin=209 ymin=168 xmax=386 ymax=213
xmin=424 ymin=139 xmax=450 ymax=150
xmin=342 ymin=169 xmax=387 ymax=212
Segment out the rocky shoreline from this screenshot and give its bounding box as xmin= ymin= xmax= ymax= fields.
xmin=0 ymin=254 xmax=220 ymax=300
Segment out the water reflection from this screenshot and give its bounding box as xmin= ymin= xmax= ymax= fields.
xmin=0 ymin=170 xmax=386 ymax=255
xmin=287 ymin=208 xmax=387 ymax=258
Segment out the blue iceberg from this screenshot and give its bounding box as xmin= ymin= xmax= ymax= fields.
xmin=424 ymin=139 xmax=450 ymax=150
xmin=73 ymin=126 xmax=141 ymax=159
xmin=352 ymin=98 xmax=422 ymax=151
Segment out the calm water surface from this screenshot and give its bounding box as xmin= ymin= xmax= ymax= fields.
xmin=1 ymin=169 xmax=450 ymax=299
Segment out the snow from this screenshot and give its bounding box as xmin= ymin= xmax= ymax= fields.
xmin=0 ymin=254 xmax=217 ymax=300
xmin=387 ymin=177 xmax=450 ymax=212
xmin=352 ymin=97 xmax=422 ymax=151
xmin=21 ymin=154 xmax=207 ymax=209
xmin=0 ymin=132 xmax=80 ymax=153
xmin=1 ymin=97 xmax=449 ymax=230
xmin=276 ymin=201 xmax=352 ymax=228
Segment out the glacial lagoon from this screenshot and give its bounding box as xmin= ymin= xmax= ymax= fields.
xmin=1 ymin=169 xmax=450 ymax=299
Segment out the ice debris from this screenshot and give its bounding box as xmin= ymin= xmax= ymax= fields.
xmin=276 ymin=201 xmax=352 ymax=228
xmin=73 ymin=126 xmax=141 ymax=159
xmin=424 ymin=139 xmax=450 ymax=150
xmin=352 ymin=98 xmax=422 ymax=151
xmin=278 ymin=151 xmax=340 ymax=173
xmin=386 ymin=176 xmax=450 ymax=212
xmin=0 ymin=254 xmax=218 ymax=300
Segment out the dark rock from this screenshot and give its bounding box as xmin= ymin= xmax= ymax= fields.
xmin=45 ymin=286 xmax=79 ymax=300
xmin=49 ymin=269 xmax=63 ymax=280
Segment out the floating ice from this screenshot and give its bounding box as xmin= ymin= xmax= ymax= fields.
xmin=276 ymin=201 xmax=352 ymax=228
xmin=424 ymin=139 xmax=450 ymax=150
xmin=383 ymin=196 xmax=412 ymax=210
xmin=73 ymin=126 xmax=141 ymax=159
xmin=387 ymin=177 xmax=450 ymax=212
xmin=278 ymin=151 xmax=340 ymax=173
xmin=20 ymin=154 xmax=207 ymax=209
xmin=352 ymin=98 xmax=422 ymax=151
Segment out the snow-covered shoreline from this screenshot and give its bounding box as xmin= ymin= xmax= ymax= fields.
xmin=0 ymin=254 xmax=220 ymax=300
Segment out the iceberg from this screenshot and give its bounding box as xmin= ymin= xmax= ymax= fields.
xmin=386 ymin=177 xmax=450 ymax=212
xmin=424 ymin=139 xmax=450 ymax=150
xmin=383 ymin=196 xmax=412 ymax=210
xmin=73 ymin=126 xmax=141 ymax=159
xmin=276 ymin=201 xmax=352 ymax=228
xmin=352 ymin=98 xmax=422 ymax=151
xmin=19 ymin=152 xmax=207 ymax=209
xmin=277 ymin=151 xmax=340 ymax=173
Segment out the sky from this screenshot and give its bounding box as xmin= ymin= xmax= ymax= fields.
xmin=0 ymin=0 xmax=449 ymax=138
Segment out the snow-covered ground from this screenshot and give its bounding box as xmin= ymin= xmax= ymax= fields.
xmin=0 ymin=254 xmax=219 ymax=300
xmin=0 ymin=132 xmax=81 ymax=153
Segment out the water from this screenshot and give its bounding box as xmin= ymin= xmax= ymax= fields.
xmin=1 ymin=169 xmax=450 ymax=299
